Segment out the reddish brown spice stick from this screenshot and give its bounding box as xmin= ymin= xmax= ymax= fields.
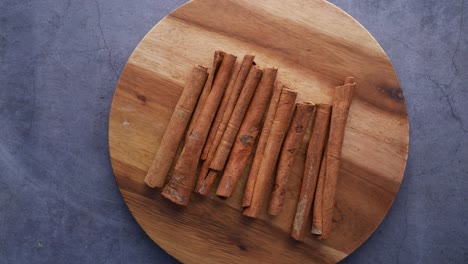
xmin=201 ymin=62 xmax=241 ymax=160
xmin=311 ymin=147 xmax=327 ymax=235
xmin=242 ymin=84 xmax=283 ymax=206
xmin=199 ymin=55 xmax=254 ymax=177
xmin=290 ymin=104 xmax=332 ymax=240
xmin=243 ymin=88 xmax=297 ymax=218
xmin=210 ymin=66 xmax=262 ymax=170
xmin=196 ymin=66 xmax=262 ymax=195
xmin=161 ymin=54 xmax=237 ymax=205
xmin=268 ymin=102 xmax=316 ymax=216
xmin=320 ymin=77 xmax=356 ymax=239
xmin=202 ymin=55 xmax=254 ymax=160
xmin=215 ymin=68 xmax=278 ymax=198
xmin=188 ymin=51 xmax=224 ymax=137
xmin=144 ymin=65 xmax=208 ymax=188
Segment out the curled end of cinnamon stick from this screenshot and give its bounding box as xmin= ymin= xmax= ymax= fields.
xmin=162 ymin=185 xmax=190 ymax=206
xmin=344 ymin=76 xmax=355 ymax=85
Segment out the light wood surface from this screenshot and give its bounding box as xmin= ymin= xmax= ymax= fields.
xmin=108 ymin=0 xmax=409 ymax=263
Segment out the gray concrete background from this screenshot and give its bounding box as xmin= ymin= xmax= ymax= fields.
xmin=0 ymin=0 xmax=467 ymax=263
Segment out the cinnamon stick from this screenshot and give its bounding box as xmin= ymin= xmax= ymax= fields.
xmin=199 ymin=55 xmax=255 ymax=180
xmin=242 ymin=83 xmax=282 ymax=206
xmin=196 ymin=65 xmax=262 ymax=195
xmin=268 ymin=102 xmax=316 ymax=216
xmin=200 ymin=62 xmax=241 ymax=160
xmin=243 ymin=88 xmax=297 ymax=218
xmin=144 ymin=65 xmax=208 ymax=188
xmin=320 ymin=77 xmax=356 ymax=239
xmin=311 ymin=146 xmax=327 ymax=235
xmin=188 ymin=51 xmax=224 ymax=137
xmin=215 ymin=68 xmax=278 ymax=198
xmin=161 ymin=54 xmax=237 ymax=205
xmin=291 ymin=104 xmax=332 ymax=240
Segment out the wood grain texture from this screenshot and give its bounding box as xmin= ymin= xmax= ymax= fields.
xmin=108 ymin=0 xmax=409 ymax=263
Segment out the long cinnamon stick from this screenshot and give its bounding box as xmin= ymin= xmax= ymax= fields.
xmin=196 ymin=66 xmax=262 ymax=195
xmin=201 ymin=55 xmax=254 ymax=160
xmin=199 ymin=55 xmax=254 ymax=178
xmin=311 ymin=146 xmax=327 ymax=235
xmin=200 ymin=62 xmax=241 ymax=160
xmin=215 ymin=68 xmax=278 ymax=198
xmin=144 ymin=65 xmax=208 ymax=188
xmin=243 ymin=88 xmax=297 ymax=218
xmin=291 ymin=104 xmax=331 ymax=240
xmin=188 ymin=51 xmax=224 ymax=137
xmin=320 ymin=77 xmax=356 ymax=239
xmin=268 ymin=102 xmax=315 ymax=216
xmin=161 ymin=54 xmax=237 ymax=205
xmin=210 ymin=66 xmax=262 ymax=170
xmin=242 ymin=84 xmax=282 ymax=206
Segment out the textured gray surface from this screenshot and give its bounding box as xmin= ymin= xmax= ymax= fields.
xmin=0 ymin=0 xmax=466 ymax=263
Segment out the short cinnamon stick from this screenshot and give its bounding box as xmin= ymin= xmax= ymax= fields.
xmin=188 ymin=51 xmax=224 ymax=137
xmin=291 ymin=104 xmax=332 ymax=240
xmin=268 ymin=102 xmax=316 ymax=216
xmin=215 ymin=68 xmax=278 ymax=198
xmin=242 ymin=83 xmax=282 ymax=206
xmin=161 ymin=54 xmax=237 ymax=205
xmin=243 ymin=88 xmax=297 ymax=218
xmin=144 ymin=65 xmax=208 ymax=188
xmin=320 ymin=77 xmax=356 ymax=239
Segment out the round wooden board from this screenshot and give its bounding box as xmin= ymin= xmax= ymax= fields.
xmin=109 ymin=0 xmax=409 ymax=263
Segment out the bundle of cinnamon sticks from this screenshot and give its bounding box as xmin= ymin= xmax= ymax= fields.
xmin=144 ymin=51 xmax=355 ymax=241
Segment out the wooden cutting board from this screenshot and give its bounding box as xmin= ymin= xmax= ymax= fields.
xmin=108 ymin=0 xmax=409 ymax=263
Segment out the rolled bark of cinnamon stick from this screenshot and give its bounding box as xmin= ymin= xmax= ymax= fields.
xmin=144 ymin=65 xmax=208 ymax=188
xmin=210 ymin=66 xmax=262 ymax=170
xmin=243 ymin=87 xmax=297 ymax=218
xmin=311 ymin=147 xmax=327 ymax=235
xmin=161 ymin=54 xmax=237 ymax=205
xmin=202 ymin=55 xmax=255 ymax=160
xmin=201 ymin=62 xmax=241 ymax=160
xmin=290 ymin=104 xmax=332 ymax=240
xmin=268 ymin=102 xmax=316 ymax=216
xmin=198 ymin=55 xmax=255 ymax=186
xmin=242 ymin=84 xmax=283 ymax=206
xmin=196 ymin=66 xmax=262 ymax=195
xmin=320 ymin=77 xmax=356 ymax=239
xmin=215 ymin=68 xmax=278 ymax=198
xmin=188 ymin=51 xmax=224 ymax=137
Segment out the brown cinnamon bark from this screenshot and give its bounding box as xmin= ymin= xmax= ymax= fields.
xmin=144 ymin=65 xmax=208 ymax=188
xmin=202 ymin=55 xmax=255 ymax=160
xmin=243 ymin=88 xmax=297 ymax=218
xmin=290 ymin=104 xmax=332 ymax=240
xmin=268 ymin=102 xmax=316 ymax=216
xmin=196 ymin=66 xmax=262 ymax=195
xmin=320 ymin=77 xmax=356 ymax=239
xmin=161 ymin=54 xmax=237 ymax=205
xmin=198 ymin=55 xmax=255 ymax=186
xmin=201 ymin=62 xmax=241 ymax=160
xmin=242 ymin=84 xmax=282 ymax=206
xmin=311 ymin=147 xmax=327 ymax=235
xmin=188 ymin=51 xmax=224 ymax=137
xmin=210 ymin=66 xmax=262 ymax=170
xmin=215 ymin=68 xmax=278 ymax=198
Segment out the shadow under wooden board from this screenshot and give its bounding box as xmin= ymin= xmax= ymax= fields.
xmin=108 ymin=0 xmax=409 ymax=263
